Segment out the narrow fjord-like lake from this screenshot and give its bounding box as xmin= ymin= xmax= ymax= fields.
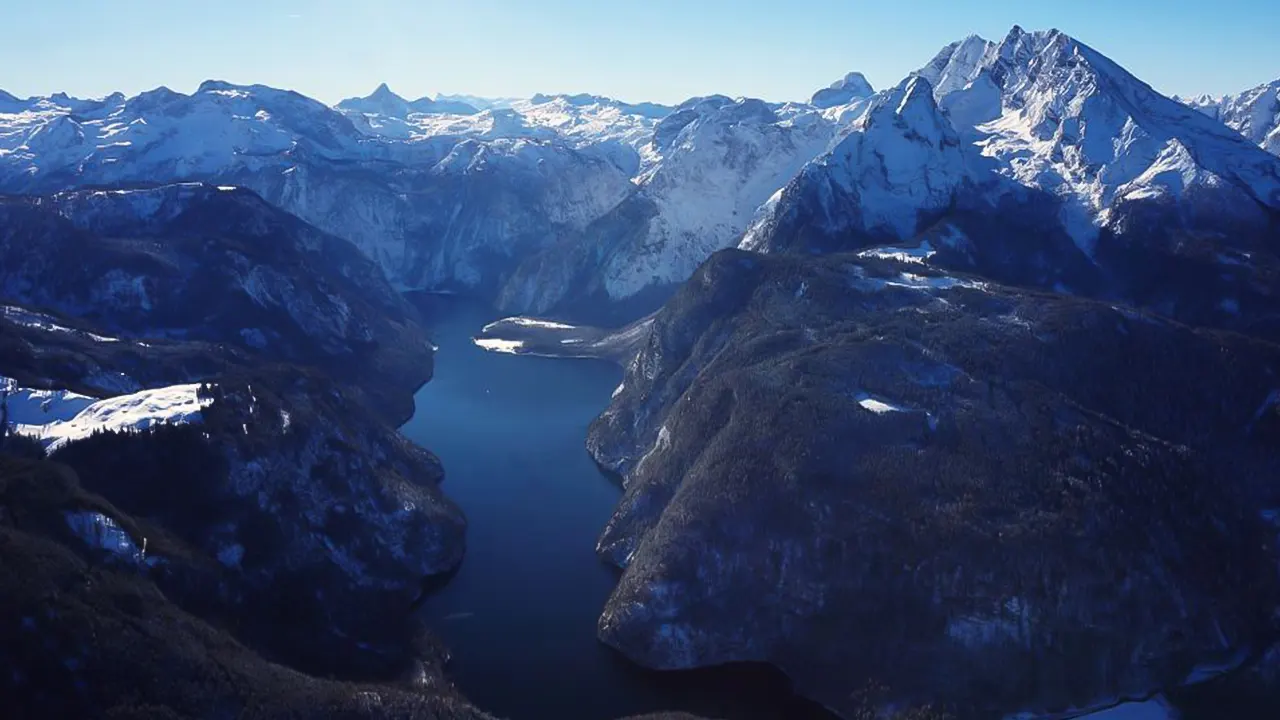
xmin=401 ymin=297 xmax=831 ymax=720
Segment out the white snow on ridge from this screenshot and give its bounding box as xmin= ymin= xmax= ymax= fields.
xmin=1 ymin=376 xmax=97 ymax=425
xmin=14 ymin=382 xmax=212 ymax=451
xmin=337 ymin=91 xmax=668 ymax=158
xmin=2 ymin=305 xmax=120 ymax=342
xmin=857 ymin=240 xmax=936 ymax=264
xmin=1183 ymin=78 xmax=1280 ymax=156
xmin=603 ymin=97 xmax=839 ymax=299
xmin=483 ymin=316 xmax=576 ymax=332
xmin=849 ymin=264 xmax=988 ymax=295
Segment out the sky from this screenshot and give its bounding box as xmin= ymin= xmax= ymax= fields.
xmin=3 ymin=1 xmax=1277 ymax=106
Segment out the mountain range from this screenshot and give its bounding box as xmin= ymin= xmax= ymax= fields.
xmin=1 ymin=22 xmax=1279 ymax=720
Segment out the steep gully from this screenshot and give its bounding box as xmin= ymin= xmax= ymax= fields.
xmin=399 ymin=296 xmax=833 ymax=720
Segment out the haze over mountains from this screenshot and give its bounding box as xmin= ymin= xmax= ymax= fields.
xmin=2 ymin=23 xmax=1279 ymax=720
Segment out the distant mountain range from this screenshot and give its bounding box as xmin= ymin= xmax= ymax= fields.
xmin=2 ymin=24 xmax=1279 ymax=720
xmin=1 ymin=45 xmax=1274 ymax=323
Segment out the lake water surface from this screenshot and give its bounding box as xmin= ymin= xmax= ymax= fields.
xmin=400 ymin=297 xmax=832 ymax=720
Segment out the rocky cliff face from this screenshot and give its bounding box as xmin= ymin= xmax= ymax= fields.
xmin=495 ymin=97 xmax=841 ymax=319
xmin=0 ymin=183 xmax=434 ymax=422
xmin=47 ymin=368 xmax=467 ymax=679
xmin=0 ymin=181 xmax=477 ymax=709
xmin=588 ymin=249 xmax=1280 ymax=717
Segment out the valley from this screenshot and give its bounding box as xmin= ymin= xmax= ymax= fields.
xmin=1 ymin=18 xmax=1278 ymax=720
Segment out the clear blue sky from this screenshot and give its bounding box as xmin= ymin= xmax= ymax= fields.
xmin=3 ymin=1 xmax=1277 ymax=105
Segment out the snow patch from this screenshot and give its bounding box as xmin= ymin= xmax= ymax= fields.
xmin=483 ymin=316 xmax=575 ymax=332
xmin=64 ymin=511 xmax=145 ymax=562
xmin=18 ymin=383 xmax=212 ymax=451
xmin=856 ymin=240 xmax=936 ymax=264
xmin=1 ymin=305 xmax=119 ymax=342
xmin=1 ymin=377 xmax=97 ymax=425
xmin=472 ymin=337 xmax=525 ymax=354
xmin=850 ymin=266 xmax=987 ymax=294
xmin=854 ymin=393 xmax=906 ymax=414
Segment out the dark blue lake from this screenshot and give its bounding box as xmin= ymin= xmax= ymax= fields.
xmin=400 ymin=297 xmax=832 ymax=720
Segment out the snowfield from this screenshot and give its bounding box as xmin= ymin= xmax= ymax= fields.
xmin=5 ymin=381 xmax=213 ymax=451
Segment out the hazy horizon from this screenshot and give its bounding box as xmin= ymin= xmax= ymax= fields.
xmin=3 ymin=0 xmax=1278 ymax=106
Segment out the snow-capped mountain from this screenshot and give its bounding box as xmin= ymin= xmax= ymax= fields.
xmin=745 ymin=26 xmax=1280 ymax=337
xmin=743 ymin=76 xmax=975 ymax=252
xmin=1182 ymin=79 xmax=1280 ymax=156
xmin=604 ymin=97 xmax=838 ymax=296
xmin=345 ymin=92 xmax=672 ymax=170
xmin=337 ymin=83 xmax=479 ymax=116
xmin=0 ymin=79 xmax=849 ymax=320
xmin=493 ymin=96 xmax=843 ymax=317
xmin=435 ymin=92 xmax=522 ymax=111
xmin=918 ymin=27 xmax=1279 ymax=249
xmin=2 ymin=29 xmax=1274 ymax=329
xmin=0 ymin=81 xmax=370 ymax=185
xmin=0 ymin=82 xmax=639 ymax=308
xmin=810 ymin=71 xmax=875 ymax=109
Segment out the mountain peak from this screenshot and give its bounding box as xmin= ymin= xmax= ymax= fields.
xmin=833 ymin=72 xmax=873 ymax=91
xmin=811 ymin=71 xmax=876 ymax=109
xmin=1003 ymin=24 xmax=1027 ymax=42
xmin=860 ymin=76 xmax=951 ymax=147
xmin=196 ymin=80 xmax=247 ymax=95
xmin=337 ymin=84 xmax=414 ymax=116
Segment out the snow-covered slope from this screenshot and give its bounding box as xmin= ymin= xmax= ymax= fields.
xmin=0 ymin=81 xmax=371 ymax=185
xmin=744 ymin=26 xmax=1280 ymax=338
xmin=0 ymin=82 xmax=639 ymax=307
xmin=909 ymin=27 xmax=1280 ymax=251
xmin=495 ymin=96 xmax=843 ymax=314
xmin=607 ymin=97 xmax=837 ymax=296
xmin=1182 ymin=79 xmax=1280 ymax=156
xmin=7 ymin=380 xmax=211 ymax=451
xmin=1 ymin=375 xmax=96 ymax=425
xmin=742 ymin=76 xmax=977 ymax=251
xmin=346 ymin=92 xmax=672 ymax=168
